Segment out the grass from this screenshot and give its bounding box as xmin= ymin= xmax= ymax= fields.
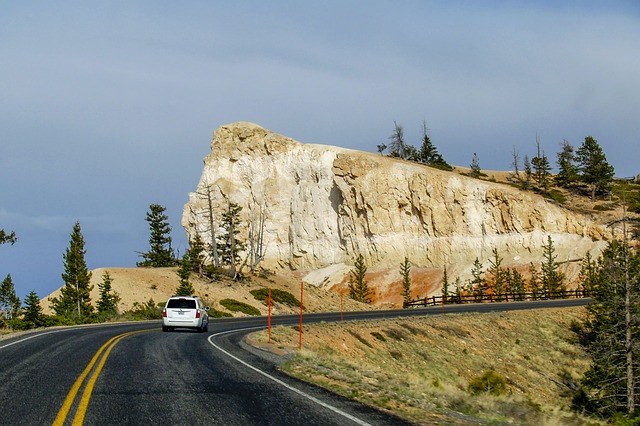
xmin=250 ymin=307 xmax=598 ymax=425
xmin=250 ymin=288 xmax=300 ymax=307
xmin=218 ymin=299 xmax=261 ymax=316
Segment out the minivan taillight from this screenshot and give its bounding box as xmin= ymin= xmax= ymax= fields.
xmin=196 ymin=311 xmax=201 ymax=319
xmin=162 ymin=309 xmax=167 ymax=317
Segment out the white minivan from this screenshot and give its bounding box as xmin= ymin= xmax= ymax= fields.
xmin=162 ymin=296 xmax=209 ymax=332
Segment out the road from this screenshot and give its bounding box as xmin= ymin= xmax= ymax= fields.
xmin=0 ymin=298 xmax=588 ymax=425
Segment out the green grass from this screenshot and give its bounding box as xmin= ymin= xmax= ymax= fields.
xmin=219 ymin=299 xmax=261 ymax=316
xmin=250 ymin=288 xmax=300 ymax=307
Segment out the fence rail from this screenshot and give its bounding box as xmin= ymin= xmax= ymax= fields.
xmin=403 ymin=289 xmax=589 ymax=308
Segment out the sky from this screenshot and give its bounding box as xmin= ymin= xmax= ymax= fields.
xmin=1 ymin=1 xmax=639 ymax=301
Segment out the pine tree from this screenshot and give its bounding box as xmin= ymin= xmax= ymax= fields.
xmin=523 ymin=154 xmax=532 ymax=187
xmin=510 ymin=268 xmax=526 ymax=300
xmin=187 ymin=234 xmax=206 ymax=276
xmin=487 ymin=248 xmax=505 ymax=300
xmin=96 ymin=271 xmax=120 ymax=316
xmin=400 ymin=257 xmax=412 ymax=304
xmin=541 ymin=236 xmax=565 ymax=295
xmin=419 ymin=121 xmax=452 ymax=171
xmin=555 ymin=139 xmax=579 ymax=188
xmin=0 ymin=229 xmax=16 ymax=246
xmin=218 ymin=201 xmax=245 ymax=279
xmin=531 ymin=137 xmax=551 ymax=190
xmin=22 ymin=290 xmax=45 ymax=329
xmin=175 ymin=254 xmax=195 ymax=296
xmin=470 ymin=257 xmax=485 ymax=299
xmin=51 ymin=221 xmax=93 ymax=319
xmin=470 ymin=153 xmax=481 ymax=178
xmin=576 ymin=239 xmax=640 ymax=417
xmin=348 ymin=254 xmax=372 ymax=304
xmin=0 ymin=274 xmax=21 ymax=320
xmin=576 ymin=136 xmax=615 ymax=201
xmin=138 ymin=204 xmax=176 ymax=267
xmin=580 ymin=252 xmax=599 ymax=295
xmin=442 ymin=266 xmax=450 ymax=302
xmin=527 ymin=263 xmax=543 ymax=298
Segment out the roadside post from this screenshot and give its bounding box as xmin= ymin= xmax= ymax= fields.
xmin=299 ymin=282 xmax=304 ymax=350
xmin=267 ymin=288 xmax=272 ymax=343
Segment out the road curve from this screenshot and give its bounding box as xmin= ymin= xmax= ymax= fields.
xmin=0 ymin=298 xmax=587 ymax=425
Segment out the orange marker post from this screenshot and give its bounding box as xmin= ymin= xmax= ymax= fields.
xmin=267 ymin=288 xmax=272 ymax=344
xmin=299 ymin=281 xmax=304 ymax=350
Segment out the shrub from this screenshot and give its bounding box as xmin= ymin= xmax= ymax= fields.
xmin=547 ymin=189 xmax=567 ymax=204
xmin=208 ymin=308 xmax=233 ymax=318
xmin=371 ymin=331 xmax=387 ymax=342
xmin=219 ymin=299 xmax=261 ymax=316
xmin=124 ymin=299 xmax=162 ymax=320
xmin=468 ymin=370 xmax=507 ymax=396
xmin=250 ymin=288 xmax=300 ymax=307
xmin=348 ymin=330 xmax=373 ymax=348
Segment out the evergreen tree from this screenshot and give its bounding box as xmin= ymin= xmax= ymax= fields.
xmin=348 ymin=254 xmax=372 ymax=304
xmin=138 ymin=204 xmax=176 ymax=267
xmin=418 ymin=122 xmax=452 ymax=171
xmin=0 ymin=229 xmax=16 ymax=246
xmin=510 ymin=268 xmax=526 ymax=300
xmin=175 ymin=254 xmax=195 ymax=296
xmin=470 ymin=257 xmax=485 ymax=299
xmin=487 ymin=248 xmax=506 ymax=300
xmin=22 ymin=290 xmax=45 ymax=329
xmin=523 ymin=154 xmax=533 ymax=187
xmin=96 ymin=271 xmax=120 ymax=316
xmin=527 ymin=263 xmax=543 ymax=298
xmin=576 ymin=239 xmax=640 ymax=417
xmin=454 ymin=277 xmax=463 ymax=303
xmin=442 ymin=266 xmax=450 ymax=302
xmin=470 ymin=153 xmax=481 ymax=178
xmin=531 ymin=139 xmax=551 ymax=190
xmin=555 ymin=139 xmax=579 ymax=188
xmin=541 ymin=236 xmax=565 ymax=295
xmin=51 ymin=222 xmax=93 ymax=319
xmin=400 ymin=257 xmax=412 ymax=304
xmin=0 ymin=274 xmax=21 ymax=319
xmin=576 ymin=136 xmax=615 ymax=201
xmin=580 ymin=251 xmax=599 ymax=295
xmin=187 ymin=234 xmax=206 ymax=276
xmin=218 ymin=201 xmax=245 ymax=278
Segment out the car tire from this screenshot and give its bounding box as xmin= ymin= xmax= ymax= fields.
xmin=203 ymin=323 xmax=208 ymax=333
xmin=162 ymin=326 xmax=169 ymax=332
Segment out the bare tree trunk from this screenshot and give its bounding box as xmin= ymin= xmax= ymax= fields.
xmin=623 ymin=205 xmax=634 ymax=413
xmin=222 ymin=201 xmax=237 ymax=279
xmin=248 ymin=202 xmax=267 ymax=272
xmin=206 ymin=187 xmax=220 ymax=268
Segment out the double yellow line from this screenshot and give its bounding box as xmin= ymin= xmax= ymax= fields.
xmin=53 ymin=329 xmax=153 ymax=426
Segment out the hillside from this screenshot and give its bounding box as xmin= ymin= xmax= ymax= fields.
xmin=42 ymin=266 xmax=374 ymax=316
xmin=250 ymin=306 xmax=595 ymax=425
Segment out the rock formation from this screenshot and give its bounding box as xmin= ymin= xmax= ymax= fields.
xmin=182 ymin=122 xmax=610 ymax=298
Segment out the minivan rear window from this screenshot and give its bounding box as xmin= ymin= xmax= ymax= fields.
xmin=167 ymin=299 xmax=196 ymax=309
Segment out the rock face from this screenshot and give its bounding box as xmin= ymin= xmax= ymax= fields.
xmin=182 ymin=122 xmax=610 ymax=294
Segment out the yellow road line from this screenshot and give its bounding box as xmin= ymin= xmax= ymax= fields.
xmin=53 ymin=329 xmax=153 ymax=426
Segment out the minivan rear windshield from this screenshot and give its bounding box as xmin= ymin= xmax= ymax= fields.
xmin=167 ymin=299 xmax=196 ymax=309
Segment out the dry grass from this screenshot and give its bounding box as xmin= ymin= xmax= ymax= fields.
xmin=251 ymin=307 xmax=600 ymax=425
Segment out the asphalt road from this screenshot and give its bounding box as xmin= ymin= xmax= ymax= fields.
xmin=0 ymin=298 xmax=588 ymax=425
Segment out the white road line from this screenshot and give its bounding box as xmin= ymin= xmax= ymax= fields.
xmin=208 ymin=328 xmax=372 ymax=426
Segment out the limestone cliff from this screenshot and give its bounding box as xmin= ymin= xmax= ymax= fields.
xmin=182 ymin=122 xmax=610 ymax=295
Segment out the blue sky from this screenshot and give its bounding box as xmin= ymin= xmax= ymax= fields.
xmin=1 ymin=1 xmax=639 ymax=301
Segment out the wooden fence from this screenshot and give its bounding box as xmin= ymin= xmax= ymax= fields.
xmin=403 ymin=288 xmax=589 ymax=308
